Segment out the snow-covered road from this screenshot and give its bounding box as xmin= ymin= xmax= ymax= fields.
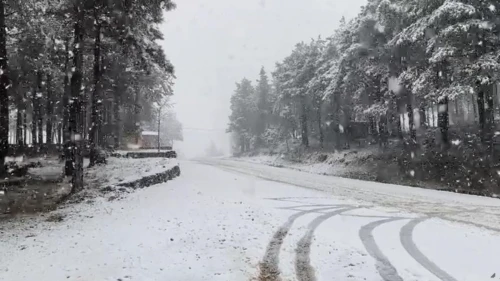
xmin=1 ymin=160 xmax=500 ymax=281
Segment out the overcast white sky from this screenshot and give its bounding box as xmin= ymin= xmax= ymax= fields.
xmin=160 ymin=0 xmax=367 ymax=158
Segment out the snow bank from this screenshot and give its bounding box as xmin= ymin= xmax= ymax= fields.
xmin=236 ymin=147 xmax=383 ymax=180
xmin=86 ymin=157 xmax=179 ymax=187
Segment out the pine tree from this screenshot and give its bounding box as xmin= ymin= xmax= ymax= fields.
xmin=254 ymin=67 xmax=271 ymax=147
xmin=228 ymin=78 xmax=256 ymax=152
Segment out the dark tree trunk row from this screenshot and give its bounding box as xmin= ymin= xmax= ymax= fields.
xmin=477 ymin=88 xmax=486 ymax=141
xmin=89 ymin=4 xmax=102 ymax=167
xmin=0 ymin=0 xmax=8 ymax=175
xmin=63 ymin=38 xmax=71 ymax=144
xmin=66 ymin=0 xmax=85 ymax=191
xmin=477 ymin=83 xmax=495 ymax=148
xmin=46 ymin=74 xmax=53 ymax=145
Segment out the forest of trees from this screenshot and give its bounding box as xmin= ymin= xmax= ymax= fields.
xmin=228 ymin=0 xmax=500 ymax=157
xmin=0 ymin=0 xmax=176 ymax=190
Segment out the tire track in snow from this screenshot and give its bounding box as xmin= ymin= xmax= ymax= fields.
xmin=359 ymin=218 xmax=406 ymax=281
xmin=295 ymin=207 xmax=358 ymax=281
xmin=258 ymin=205 xmax=348 ymax=281
xmin=400 ymin=218 xmax=458 ymax=281
xmin=279 ymin=204 xmax=341 ymax=209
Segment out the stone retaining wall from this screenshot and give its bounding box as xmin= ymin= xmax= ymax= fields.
xmin=118 ymin=165 xmax=181 ymax=189
xmin=111 ymin=151 xmax=177 ymax=159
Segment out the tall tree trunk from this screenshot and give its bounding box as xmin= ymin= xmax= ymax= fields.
xmin=369 ymin=116 xmax=378 ymax=144
xmin=379 ymin=114 xmax=389 ymax=148
xmin=436 ymin=63 xmax=449 ymax=147
xmin=432 ymin=105 xmax=436 ymax=127
xmin=300 ymin=96 xmax=309 ymax=147
xmin=22 ymin=104 xmax=27 ymax=144
xmin=317 ymin=104 xmax=324 ymax=148
xmin=63 ymin=38 xmax=71 ymax=144
xmin=89 ymin=9 xmax=102 ymax=167
xmin=20 ymin=88 xmax=27 ymax=145
xmin=36 ymin=71 xmax=44 ymax=145
xmin=113 ymin=86 xmax=121 ymax=148
xmin=66 ymin=1 xmax=85 ymax=191
xmin=16 ymin=102 xmax=23 ymax=145
xmin=57 ymin=122 xmax=62 ymax=145
xmin=393 ymin=99 xmax=404 ymax=140
xmin=484 ymin=84 xmax=495 ymax=148
xmin=31 ymin=78 xmax=38 ymax=145
xmin=419 ymin=104 xmax=427 ymax=129
xmin=81 ymin=81 xmax=88 ymax=139
xmin=477 ymin=88 xmax=486 ymax=143
xmin=438 ymin=97 xmax=449 ymax=146
xmin=407 ymin=102 xmax=416 ymax=143
xmin=46 ymin=74 xmax=53 ymax=145
xmin=396 ymin=113 xmax=403 ymax=139
xmin=0 ymin=0 xmax=7 ymax=175
xmin=471 ymin=94 xmax=478 ymax=122
xmin=134 ymin=90 xmax=140 ymax=144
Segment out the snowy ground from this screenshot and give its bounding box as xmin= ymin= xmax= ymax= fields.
xmin=5 ymin=155 xmax=64 ymax=180
xmin=1 ymin=159 xmax=500 ymax=281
